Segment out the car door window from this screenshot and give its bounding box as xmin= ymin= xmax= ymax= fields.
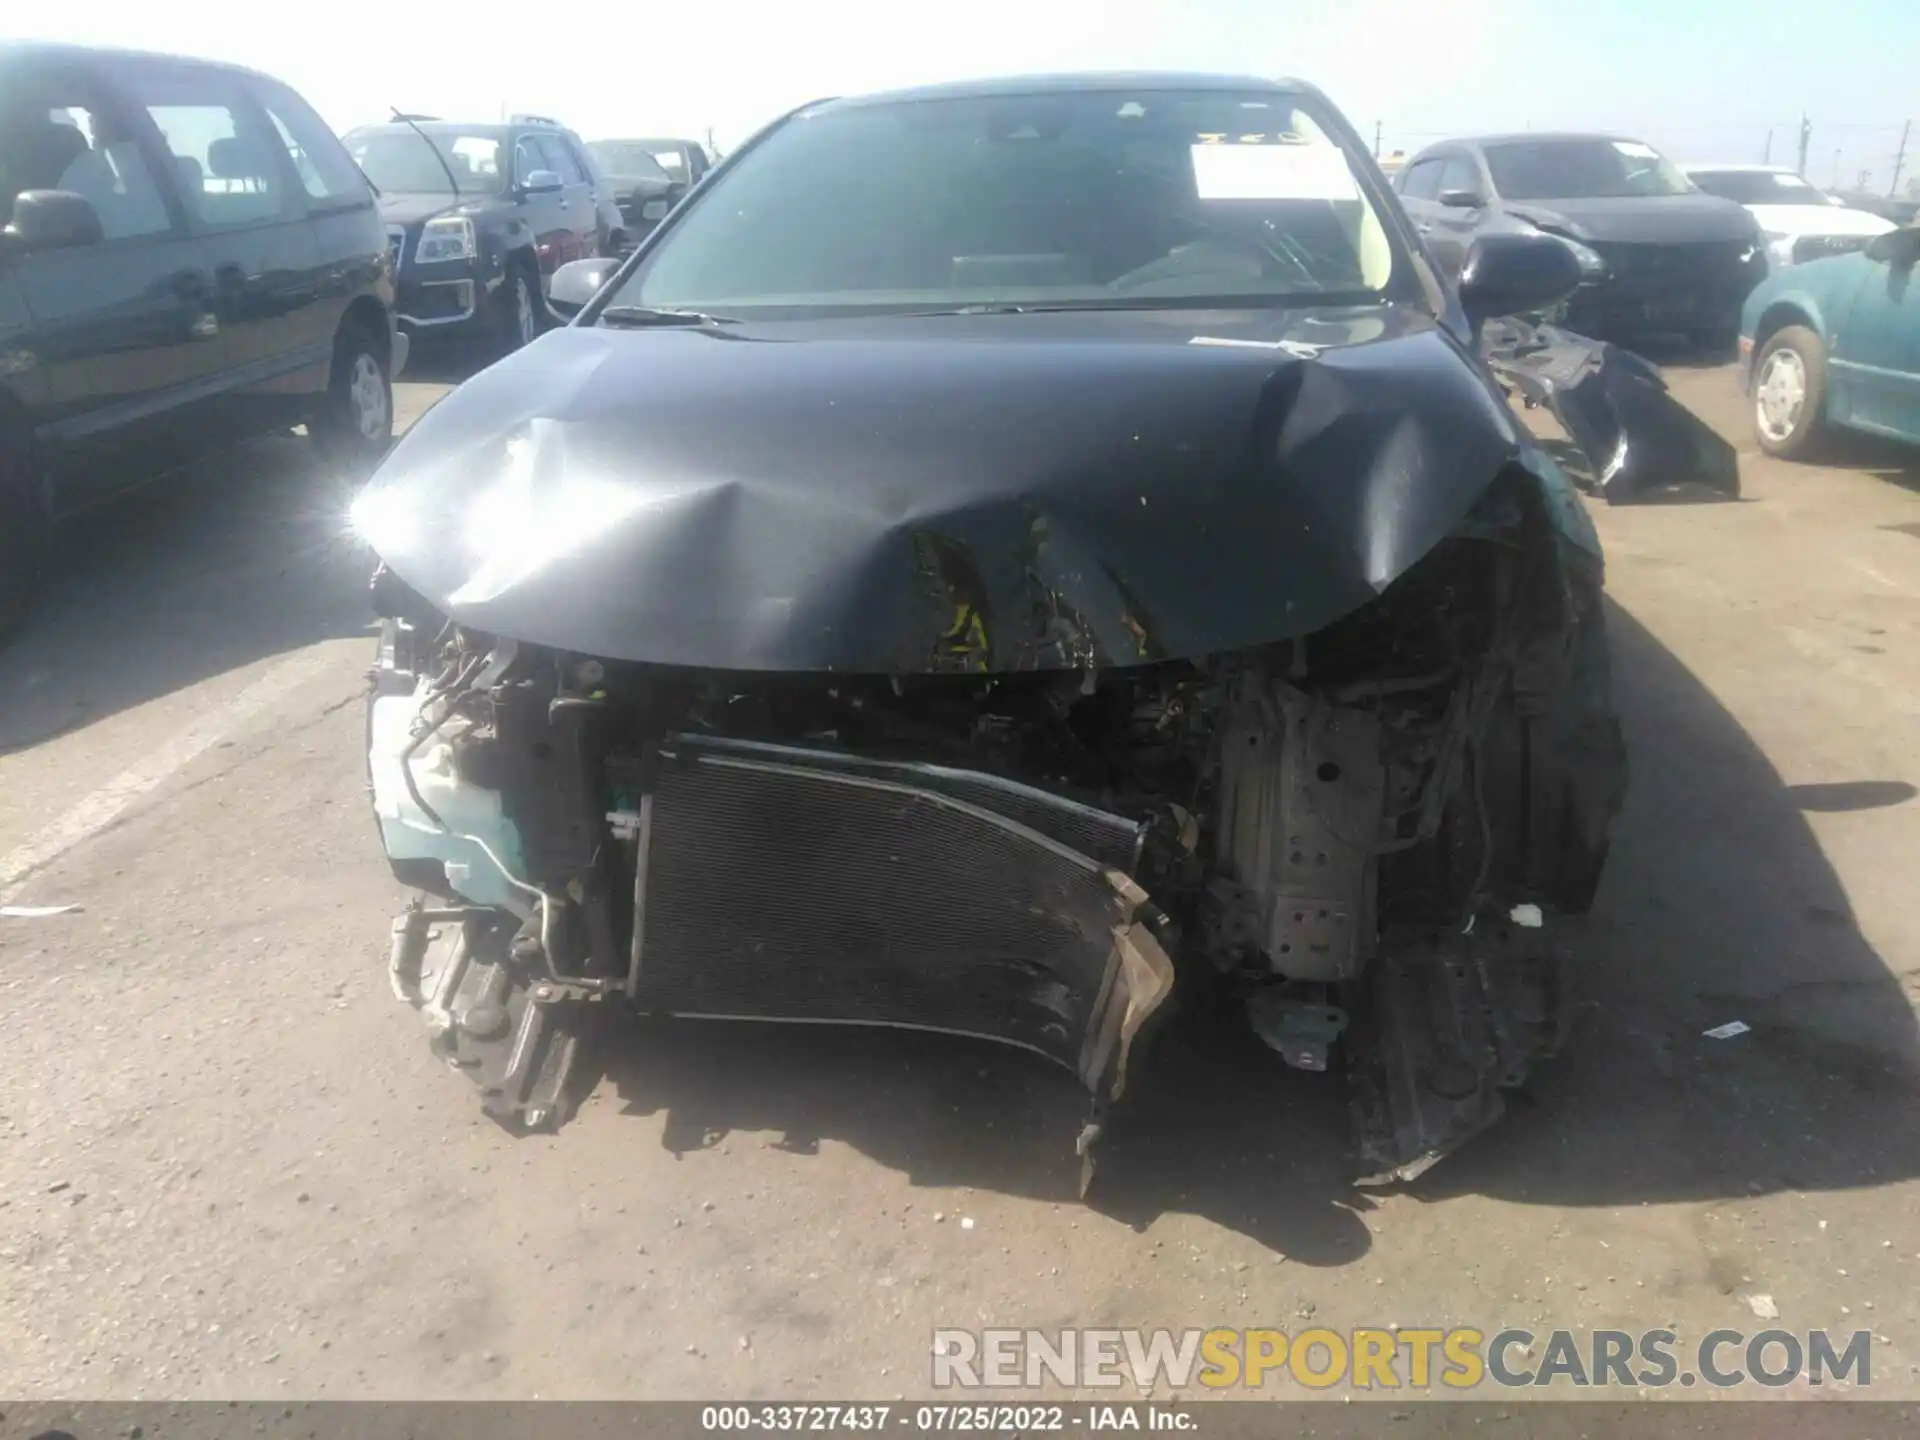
xmin=513 ymin=136 xmax=548 ymax=186
xmin=0 ymin=84 xmax=172 ymax=242
xmin=1439 ymin=156 xmax=1484 ymax=201
xmin=1398 ymin=159 xmax=1442 ymax=201
xmin=251 ymin=80 xmax=370 ymax=208
xmin=534 ymin=134 xmax=586 ymax=185
xmin=124 ymin=68 xmax=293 ymax=228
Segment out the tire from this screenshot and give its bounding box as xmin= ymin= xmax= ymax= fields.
xmin=1752 ymin=324 xmax=1829 ymax=460
xmin=0 ymin=442 xmax=48 ymax=648
xmin=495 ymin=264 xmax=539 ymax=356
xmin=309 ymin=321 xmax=393 ymax=474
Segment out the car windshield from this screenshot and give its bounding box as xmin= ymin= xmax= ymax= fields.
xmin=603 ymin=88 xmax=1401 ymax=318
xmin=344 ymin=126 xmax=505 ymax=195
xmin=587 ymin=142 xmax=674 ymax=182
xmin=1483 ymin=138 xmax=1693 ymax=200
xmin=627 ymin=141 xmax=690 ymax=180
xmin=1688 ymin=169 xmax=1828 ymax=205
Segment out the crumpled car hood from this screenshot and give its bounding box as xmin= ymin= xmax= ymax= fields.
xmin=356 ymin=307 xmax=1529 ymax=673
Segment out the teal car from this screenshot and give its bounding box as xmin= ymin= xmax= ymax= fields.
xmin=1740 ymin=225 xmax=1920 ymax=458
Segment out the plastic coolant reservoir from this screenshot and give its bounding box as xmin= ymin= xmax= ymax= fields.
xmin=369 ymin=688 xmax=529 ymax=909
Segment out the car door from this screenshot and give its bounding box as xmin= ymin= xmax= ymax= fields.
xmin=114 ymin=58 xmax=326 ymax=439
xmin=534 ymin=132 xmax=595 ymax=260
xmin=1828 ymin=235 xmax=1920 ymax=438
xmin=556 ymin=132 xmax=614 ymax=259
xmin=250 ymin=76 xmax=389 ymax=403
xmin=1426 ymin=153 xmax=1491 ymax=276
xmin=1395 ymin=156 xmax=1447 ymax=255
xmin=0 ymin=62 xmax=226 ymax=512
xmin=512 ymin=133 xmax=576 ymax=290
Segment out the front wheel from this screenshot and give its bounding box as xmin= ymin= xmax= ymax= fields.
xmin=309 ymin=323 xmax=393 ymax=473
xmin=496 ymin=266 xmax=539 ymax=355
xmin=1752 ymin=325 xmax=1829 ymax=460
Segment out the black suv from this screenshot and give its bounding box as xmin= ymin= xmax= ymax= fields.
xmin=345 ymin=114 xmax=624 ymax=353
xmin=0 ymin=41 xmax=403 ymax=638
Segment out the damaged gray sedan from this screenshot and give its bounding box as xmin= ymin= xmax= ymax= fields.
xmin=352 ymin=74 xmax=1629 ymax=1187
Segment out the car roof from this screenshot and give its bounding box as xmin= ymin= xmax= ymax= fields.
xmin=815 ymin=71 xmax=1315 ymax=111
xmin=1683 ymin=163 xmax=1795 ymax=173
xmin=349 ymin=120 xmax=512 ymax=135
xmin=0 ymin=37 xmax=282 ymax=84
xmin=1450 ymin=132 xmax=1652 ymax=148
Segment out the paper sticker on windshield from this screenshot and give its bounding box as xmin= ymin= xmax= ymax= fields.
xmin=653 ymin=151 xmax=682 ymax=168
xmin=1191 ymin=142 xmax=1358 ymax=201
xmin=1612 ymin=141 xmax=1659 ymax=159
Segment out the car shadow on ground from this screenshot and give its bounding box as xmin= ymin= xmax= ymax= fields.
xmin=592 ymin=598 xmax=1918 ymax=1265
xmin=1823 ymin=432 xmax=1920 ymax=494
xmin=0 ymin=437 xmax=379 ymax=756
xmin=402 ymin=338 xmax=497 ymax=387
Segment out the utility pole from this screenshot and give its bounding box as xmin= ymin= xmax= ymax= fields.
xmin=1891 ymin=120 xmax=1911 ymax=198
xmin=1832 ymin=148 xmax=1843 ymax=187
xmin=1373 ymin=120 xmax=1382 ymax=158
xmin=1796 ymin=113 xmax=1811 ymax=176
xmin=1762 ymin=128 xmax=1773 ymax=164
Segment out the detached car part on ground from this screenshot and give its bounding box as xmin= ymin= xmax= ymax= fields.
xmin=1479 ymin=315 xmax=1741 ymax=504
xmin=353 ymin=75 xmax=1630 ymax=1188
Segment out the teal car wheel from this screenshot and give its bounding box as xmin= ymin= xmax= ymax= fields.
xmin=1753 ymin=325 xmax=1829 ymax=460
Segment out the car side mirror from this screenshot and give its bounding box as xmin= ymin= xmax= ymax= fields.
xmin=1864 ymin=226 xmax=1920 ymax=267
xmin=1458 ymin=233 xmax=1582 ymax=325
xmin=521 ymin=169 xmax=563 ymax=195
xmin=3 ymin=190 xmax=105 ymax=252
xmin=1438 ymin=188 xmax=1485 ymax=210
xmin=549 ymin=256 xmax=621 ymax=315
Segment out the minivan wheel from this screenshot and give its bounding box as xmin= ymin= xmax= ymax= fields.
xmin=497 ymin=266 xmax=539 ymax=354
xmin=310 ymin=322 xmax=393 ymax=473
xmin=1753 ymin=325 xmax=1828 ymax=460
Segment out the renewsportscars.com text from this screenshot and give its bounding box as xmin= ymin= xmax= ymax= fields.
xmin=930 ymin=1327 xmax=1872 ymax=1391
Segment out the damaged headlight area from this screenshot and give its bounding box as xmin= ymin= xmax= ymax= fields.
xmin=365 ymin=469 xmax=1626 ymax=1189
xmin=1545 ymin=233 xmax=1609 ymax=281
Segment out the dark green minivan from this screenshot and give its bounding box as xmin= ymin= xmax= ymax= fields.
xmin=0 ymin=41 xmax=404 ymax=639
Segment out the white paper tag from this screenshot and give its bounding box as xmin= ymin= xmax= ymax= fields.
xmin=1612 ymin=140 xmax=1659 ymax=160
xmin=1191 ymin=142 xmax=1358 ymax=201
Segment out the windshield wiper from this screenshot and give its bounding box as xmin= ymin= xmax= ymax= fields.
xmin=389 ymin=106 xmax=460 ymax=196
xmin=598 ymin=306 xmax=742 ymax=328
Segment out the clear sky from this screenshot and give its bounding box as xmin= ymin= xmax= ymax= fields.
xmin=7 ymin=0 xmax=1918 ymax=191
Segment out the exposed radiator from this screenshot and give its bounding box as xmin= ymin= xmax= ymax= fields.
xmin=622 ymin=736 xmax=1163 ymax=1085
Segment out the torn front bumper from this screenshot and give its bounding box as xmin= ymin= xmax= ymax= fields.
xmin=1481 ymin=318 xmax=1740 ymax=504
xmin=383 ymin=723 xmax=1176 ymax=1180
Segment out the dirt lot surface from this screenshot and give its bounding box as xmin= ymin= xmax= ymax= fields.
xmin=2 ymin=350 xmax=1917 ymax=1400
